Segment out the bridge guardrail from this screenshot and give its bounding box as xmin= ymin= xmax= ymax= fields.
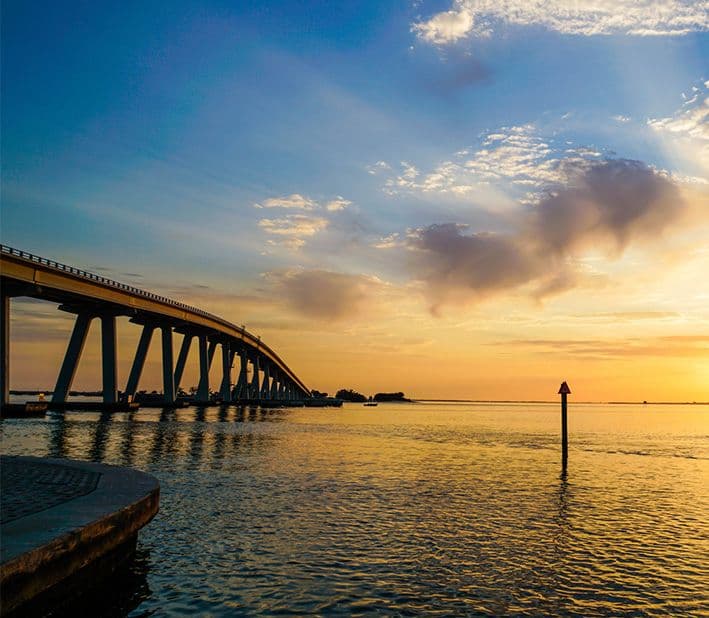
xmin=0 ymin=244 xmax=297 ymax=385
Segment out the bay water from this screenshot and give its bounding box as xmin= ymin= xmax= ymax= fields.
xmin=1 ymin=401 xmax=707 ymax=616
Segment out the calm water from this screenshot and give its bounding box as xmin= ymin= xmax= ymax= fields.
xmin=2 ymin=402 xmax=708 ymax=616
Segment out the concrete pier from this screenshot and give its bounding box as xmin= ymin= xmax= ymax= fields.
xmin=0 ymin=456 xmax=159 ymax=615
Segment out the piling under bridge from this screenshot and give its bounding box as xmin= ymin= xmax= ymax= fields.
xmin=0 ymin=245 xmax=311 ymax=409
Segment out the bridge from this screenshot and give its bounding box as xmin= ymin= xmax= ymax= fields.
xmin=0 ymin=245 xmax=310 ymax=409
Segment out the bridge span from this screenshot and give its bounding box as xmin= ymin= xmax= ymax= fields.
xmin=0 ymin=245 xmax=310 ymax=408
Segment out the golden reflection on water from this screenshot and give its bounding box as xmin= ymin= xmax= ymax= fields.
xmin=1 ymin=402 xmax=708 ymax=615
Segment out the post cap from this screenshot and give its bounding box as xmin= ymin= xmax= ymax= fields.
xmin=558 ymin=381 xmax=571 ymax=395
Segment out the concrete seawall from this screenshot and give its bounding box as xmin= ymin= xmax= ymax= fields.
xmin=0 ymin=456 xmax=159 ymax=615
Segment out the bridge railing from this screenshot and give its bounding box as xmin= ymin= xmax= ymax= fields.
xmin=0 ymin=244 xmax=290 ymax=373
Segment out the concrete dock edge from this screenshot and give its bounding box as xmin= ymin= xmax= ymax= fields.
xmin=0 ymin=456 xmax=159 ymax=615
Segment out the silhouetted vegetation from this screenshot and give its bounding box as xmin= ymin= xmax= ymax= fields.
xmin=373 ymin=392 xmax=411 ymax=402
xmin=311 ymin=390 xmax=328 ymax=399
xmin=336 ymin=389 xmax=367 ymax=402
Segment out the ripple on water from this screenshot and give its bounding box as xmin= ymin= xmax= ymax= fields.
xmin=1 ymin=402 xmax=707 ymax=616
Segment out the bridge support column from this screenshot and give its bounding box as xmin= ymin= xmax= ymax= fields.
xmin=101 ymin=315 xmax=118 ymax=404
xmin=219 ymin=341 xmax=232 ymax=401
xmin=161 ymin=325 xmax=175 ymax=404
xmin=250 ymin=354 xmax=260 ymax=400
xmin=1 ymin=289 xmax=8 ymax=407
xmin=52 ymin=313 xmax=93 ymax=403
xmin=208 ymin=339 xmax=217 ymax=369
xmin=278 ymin=380 xmax=285 ymax=400
xmin=260 ymin=364 xmax=271 ymax=400
xmin=270 ymin=371 xmax=279 ymax=399
xmin=174 ymin=333 xmax=193 ymax=393
xmin=234 ymin=349 xmax=248 ymax=400
xmin=125 ymin=324 xmax=155 ymax=400
xmin=197 ymin=334 xmax=210 ymax=401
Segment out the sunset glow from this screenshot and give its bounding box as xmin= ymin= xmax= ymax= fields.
xmin=2 ymin=2 xmax=708 ymax=401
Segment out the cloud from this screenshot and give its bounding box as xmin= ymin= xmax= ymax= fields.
xmin=255 ymin=193 xmax=353 ymax=248
xmin=492 ymin=334 xmax=709 ymax=359
xmin=648 ymin=82 xmax=709 ymax=174
xmin=383 ymin=124 xmax=603 ymax=200
xmin=366 ymin=161 xmax=392 ymax=175
xmin=407 ymin=158 xmax=688 ymax=311
xmin=267 ymin=269 xmax=380 ymax=321
xmin=413 ymin=0 xmax=709 ymax=44
xmin=528 ymin=158 xmax=684 ymax=254
xmin=413 ymin=7 xmax=477 ymax=44
xmin=254 ymin=194 xmax=318 ymax=210
xmin=325 ymin=196 xmax=352 ymax=211
xmin=374 ymin=232 xmax=403 ymax=249
xmin=258 ymin=214 xmax=329 ymax=249
xmin=408 ymin=224 xmax=544 ymax=312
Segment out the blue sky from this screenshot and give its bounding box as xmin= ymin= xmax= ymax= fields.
xmin=2 ymin=1 xmax=708 ymax=398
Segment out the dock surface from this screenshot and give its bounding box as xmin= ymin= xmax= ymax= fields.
xmin=0 ymin=456 xmax=159 ymax=615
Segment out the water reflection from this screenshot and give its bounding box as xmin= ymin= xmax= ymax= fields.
xmin=119 ymin=411 xmax=137 ymax=467
xmin=149 ymin=408 xmax=177 ymax=464
xmin=48 ymin=413 xmax=69 ymax=459
xmin=88 ymin=411 xmax=112 ymax=463
xmin=46 ymin=547 xmax=152 ymax=618
xmin=7 ymin=402 xmax=705 ymax=616
xmin=42 ymin=405 xmax=289 ymax=472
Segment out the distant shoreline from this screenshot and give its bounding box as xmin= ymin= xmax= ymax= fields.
xmin=415 ymin=399 xmax=709 ymax=406
xmin=9 ymin=390 xmax=708 ymax=406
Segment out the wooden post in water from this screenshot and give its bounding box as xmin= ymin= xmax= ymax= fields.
xmin=558 ymin=381 xmax=571 ymax=468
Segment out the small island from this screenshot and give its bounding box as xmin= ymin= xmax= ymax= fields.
xmin=372 ymin=392 xmax=412 ymax=402
xmin=334 ymin=389 xmax=412 ymax=403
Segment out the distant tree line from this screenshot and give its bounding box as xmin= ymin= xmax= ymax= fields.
xmin=333 ymin=389 xmax=411 ymax=402
xmin=373 ymin=392 xmax=410 ymax=402
xmin=335 ymin=389 xmax=367 ymax=402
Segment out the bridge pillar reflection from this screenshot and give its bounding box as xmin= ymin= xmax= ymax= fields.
xmin=161 ymin=325 xmax=175 ymax=404
xmin=125 ymin=323 xmax=155 ymax=400
xmin=1 ymin=288 xmax=8 ymax=407
xmin=100 ymin=314 xmax=118 ymax=404
xmin=52 ymin=313 xmax=93 ymax=403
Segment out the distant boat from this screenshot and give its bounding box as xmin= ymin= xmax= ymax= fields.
xmin=363 ymin=401 xmax=378 ymax=407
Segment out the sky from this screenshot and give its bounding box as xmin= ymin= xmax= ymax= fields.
xmin=2 ymin=1 xmax=708 ymax=401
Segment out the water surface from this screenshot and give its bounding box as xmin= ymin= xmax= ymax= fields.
xmin=2 ymin=402 xmax=707 ymax=616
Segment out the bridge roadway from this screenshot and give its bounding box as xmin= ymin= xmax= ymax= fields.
xmin=0 ymin=245 xmax=310 ymax=408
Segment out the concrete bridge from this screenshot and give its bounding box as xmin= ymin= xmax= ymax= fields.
xmin=0 ymin=245 xmax=310 ymax=409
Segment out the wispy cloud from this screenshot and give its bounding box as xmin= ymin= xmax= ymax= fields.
xmin=325 ymin=196 xmax=352 ymax=212
xmin=413 ymin=0 xmax=709 ymax=44
xmin=254 ymin=194 xmax=318 ymax=210
xmin=492 ymin=334 xmax=709 ymax=359
xmin=255 ymin=193 xmax=353 ymax=249
xmin=366 ymin=161 xmax=392 ymax=175
xmin=381 ymin=124 xmax=604 ymax=202
xmin=258 ymin=214 xmax=329 ymax=249
xmin=648 ymin=81 xmax=709 ymax=175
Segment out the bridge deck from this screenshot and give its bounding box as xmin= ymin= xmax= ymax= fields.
xmin=0 ymin=245 xmax=309 ymax=396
